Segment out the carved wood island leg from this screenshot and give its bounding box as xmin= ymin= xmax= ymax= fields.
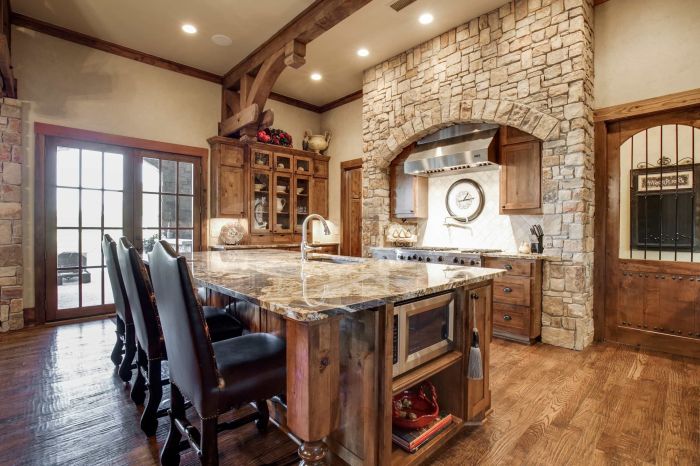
xmin=286 ymin=316 xmax=340 ymax=465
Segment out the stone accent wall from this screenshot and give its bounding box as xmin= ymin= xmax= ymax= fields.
xmin=362 ymin=0 xmax=595 ymax=349
xmin=0 ymin=98 xmax=24 ymax=332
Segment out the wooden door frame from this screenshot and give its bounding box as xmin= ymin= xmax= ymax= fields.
xmin=593 ymin=89 xmax=700 ymax=344
xmin=340 ymin=158 xmax=363 ymax=256
xmin=34 ymin=123 xmax=209 ymax=324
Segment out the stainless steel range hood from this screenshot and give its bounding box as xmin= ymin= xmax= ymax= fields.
xmin=404 ymin=123 xmax=499 ymax=176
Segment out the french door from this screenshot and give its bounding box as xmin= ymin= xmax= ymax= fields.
xmin=43 ymin=137 xmax=202 ymax=322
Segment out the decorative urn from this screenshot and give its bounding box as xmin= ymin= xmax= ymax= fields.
xmin=303 ymin=130 xmax=331 ymax=154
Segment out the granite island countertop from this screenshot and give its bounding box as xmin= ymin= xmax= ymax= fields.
xmin=185 ymin=250 xmax=505 ymax=322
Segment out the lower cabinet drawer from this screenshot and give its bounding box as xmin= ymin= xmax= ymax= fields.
xmin=492 ymin=303 xmax=530 ymax=335
xmin=493 ymin=276 xmax=531 ymax=306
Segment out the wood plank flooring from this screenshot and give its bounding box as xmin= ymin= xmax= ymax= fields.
xmin=0 ymin=319 xmax=698 ymax=465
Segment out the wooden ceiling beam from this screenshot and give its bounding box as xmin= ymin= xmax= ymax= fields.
xmin=222 ymin=0 xmax=371 ymax=90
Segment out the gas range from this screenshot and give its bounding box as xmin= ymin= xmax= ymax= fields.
xmin=394 ymin=247 xmax=502 ymax=267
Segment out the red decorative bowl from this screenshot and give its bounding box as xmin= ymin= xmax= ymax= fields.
xmin=392 ymin=382 xmax=439 ymax=429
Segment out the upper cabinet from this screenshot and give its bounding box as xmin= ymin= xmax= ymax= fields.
xmin=498 ymin=127 xmax=542 ymax=214
xmin=209 ymin=137 xmax=330 ymax=242
xmin=391 ymin=143 xmax=428 ymax=219
xmin=210 ymin=140 xmax=247 ymax=218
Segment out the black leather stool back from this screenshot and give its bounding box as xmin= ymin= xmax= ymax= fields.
xmin=117 ymin=237 xmax=162 ymax=358
xmin=102 ymin=234 xmax=131 ymax=325
xmin=149 ymin=240 xmax=220 ymax=415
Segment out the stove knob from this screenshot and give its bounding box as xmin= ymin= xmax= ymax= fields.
xmin=418 ymin=257 xmax=423 ymax=261
xmin=407 ymin=256 xmax=411 ymax=260
xmin=398 ymin=255 xmax=404 ymax=260
xmin=453 ymin=257 xmax=459 ymax=264
xmin=460 ymin=259 xmax=465 ymax=265
xmin=438 ymin=256 xmax=443 ymax=262
xmin=470 ymin=259 xmax=476 ymax=266
xmin=426 ymin=257 xmax=432 ymax=262
xmin=413 ymin=254 xmax=417 ymax=260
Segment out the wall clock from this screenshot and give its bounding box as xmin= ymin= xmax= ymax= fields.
xmin=445 ymin=179 xmax=485 ymax=222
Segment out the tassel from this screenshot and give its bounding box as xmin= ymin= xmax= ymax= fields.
xmin=467 ymin=296 xmax=483 ymax=380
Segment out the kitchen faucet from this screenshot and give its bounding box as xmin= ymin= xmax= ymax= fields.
xmin=301 ymin=214 xmax=331 ymax=261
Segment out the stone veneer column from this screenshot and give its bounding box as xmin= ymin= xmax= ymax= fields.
xmin=361 ymin=0 xmax=595 ymax=349
xmin=0 ymin=98 xmax=23 ymax=332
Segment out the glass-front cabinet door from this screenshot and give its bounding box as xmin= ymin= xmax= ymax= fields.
xmin=251 ymin=170 xmax=272 ymax=234
xmin=274 ymin=153 xmax=292 ymax=173
xmin=295 ymin=156 xmax=312 ymax=175
xmin=273 ymin=172 xmax=292 ymax=233
xmin=294 ymin=175 xmax=311 ymax=233
xmin=251 ymin=147 xmax=272 ymax=170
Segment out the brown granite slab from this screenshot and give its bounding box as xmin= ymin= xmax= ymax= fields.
xmin=184 ymin=250 xmax=505 ymax=322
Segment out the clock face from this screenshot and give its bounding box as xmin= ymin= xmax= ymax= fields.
xmin=445 ymin=179 xmax=485 ymax=222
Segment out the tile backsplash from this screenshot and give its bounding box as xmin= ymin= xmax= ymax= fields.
xmin=417 ymin=169 xmax=542 ymax=252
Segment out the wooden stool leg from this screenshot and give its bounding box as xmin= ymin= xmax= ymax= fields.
xmin=199 ymin=417 xmax=219 ymax=466
xmin=141 ymin=358 xmax=162 ymax=436
xmin=255 ymin=399 xmax=269 ymax=432
xmin=161 ymin=384 xmax=185 ymax=466
xmin=118 ymin=323 xmax=136 ymax=382
xmin=130 ymin=344 xmax=147 ymax=405
xmin=110 ymin=316 xmax=124 ymax=366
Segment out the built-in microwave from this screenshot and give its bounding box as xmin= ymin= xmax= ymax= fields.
xmin=392 ymin=291 xmax=455 ymax=377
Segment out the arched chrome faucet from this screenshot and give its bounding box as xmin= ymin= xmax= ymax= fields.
xmin=301 ymin=214 xmax=331 ymax=261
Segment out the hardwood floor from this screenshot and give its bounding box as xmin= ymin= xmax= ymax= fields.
xmin=0 ymin=319 xmax=698 ymax=465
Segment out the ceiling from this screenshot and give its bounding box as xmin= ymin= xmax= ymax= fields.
xmin=12 ymin=0 xmax=507 ymax=106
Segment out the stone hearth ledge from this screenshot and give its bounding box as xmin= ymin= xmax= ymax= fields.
xmin=185 ymin=250 xmax=505 ymax=322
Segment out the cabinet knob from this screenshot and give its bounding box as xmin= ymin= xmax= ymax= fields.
xmin=505 ymin=264 xmax=513 ymax=270
xmin=503 ymin=314 xmax=512 ymax=321
xmin=503 ymin=287 xmax=513 ymax=293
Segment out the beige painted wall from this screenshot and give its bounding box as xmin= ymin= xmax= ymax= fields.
xmin=264 ymin=100 xmax=321 ymax=151
xmin=595 ymin=0 xmax=700 ymax=108
xmin=320 ymin=99 xmax=363 ymax=230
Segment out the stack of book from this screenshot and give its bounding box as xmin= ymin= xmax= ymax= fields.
xmin=392 ymin=411 xmax=453 ymax=453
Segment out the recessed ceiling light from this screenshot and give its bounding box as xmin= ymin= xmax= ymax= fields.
xmin=418 ymin=13 xmax=434 ymax=25
xmin=182 ymin=24 xmax=197 ymax=34
xmin=357 ymin=48 xmax=369 ymax=57
xmin=211 ymin=34 xmax=232 ymax=46
xmin=310 ymin=72 xmax=322 ymax=81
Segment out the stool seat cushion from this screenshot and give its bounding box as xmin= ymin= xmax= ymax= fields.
xmin=209 ymin=333 xmax=286 ymax=414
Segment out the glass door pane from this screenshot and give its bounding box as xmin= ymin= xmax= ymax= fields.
xmin=273 ymin=173 xmax=292 ymax=233
xmin=295 ymin=175 xmax=311 ymax=233
xmin=52 ymin=142 xmax=128 ymax=319
xmin=252 ymin=170 xmax=271 ymax=233
xmin=140 ymin=155 xmax=198 ymax=254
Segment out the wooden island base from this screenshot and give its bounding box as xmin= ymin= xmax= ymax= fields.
xmin=207 ymin=280 xmax=494 ymax=466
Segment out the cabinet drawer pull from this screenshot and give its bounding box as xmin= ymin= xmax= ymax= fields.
xmin=503 ymin=287 xmax=513 ymax=293
xmin=504 ymin=264 xmax=513 ymax=270
xmin=503 ymin=314 xmax=512 ymax=321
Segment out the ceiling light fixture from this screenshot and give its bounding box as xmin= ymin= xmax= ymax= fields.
xmin=182 ymin=24 xmax=198 ymax=34
xmin=310 ymin=72 xmax=322 ymax=81
xmin=211 ymin=34 xmax=232 ymax=46
xmin=357 ymin=48 xmax=369 ymax=57
xmin=418 ymin=13 xmax=434 ymax=25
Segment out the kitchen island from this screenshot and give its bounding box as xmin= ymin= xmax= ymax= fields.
xmin=189 ymin=249 xmax=504 ymax=465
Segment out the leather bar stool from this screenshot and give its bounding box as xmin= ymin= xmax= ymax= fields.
xmin=117 ymin=237 xmax=244 ymax=436
xmin=149 ymin=240 xmax=286 ymax=466
xmin=102 ymin=234 xmax=136 ymax=383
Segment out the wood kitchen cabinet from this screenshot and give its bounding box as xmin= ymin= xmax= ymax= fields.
xmin=498 ymin=126 xmax=542 ymax=215
xmin=209 ymin=137 xmax=330 ymax=243
xmin=210 ymin=139 xmax=247 ymax=218
xmin=484 ymin=256 xmax=542 ymax=344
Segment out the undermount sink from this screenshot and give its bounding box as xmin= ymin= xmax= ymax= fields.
xmin=307 ymin=256 xmax=365 ymax=265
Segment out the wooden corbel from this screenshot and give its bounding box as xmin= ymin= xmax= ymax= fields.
xmin=220 ymin=39 xmax=306 ymax=139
